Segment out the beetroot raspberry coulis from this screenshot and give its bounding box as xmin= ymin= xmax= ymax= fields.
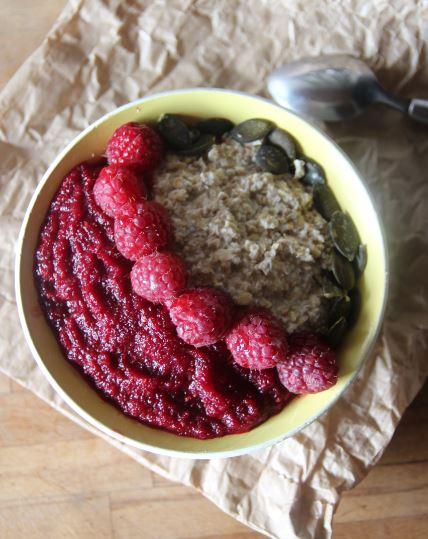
xmin=34 ymin=163 xmax=291 ymax=439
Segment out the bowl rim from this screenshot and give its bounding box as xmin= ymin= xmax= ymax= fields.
xmin=15 ymin=87 xmax=390 ymax=459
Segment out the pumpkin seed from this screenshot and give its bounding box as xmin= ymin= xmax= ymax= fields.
xmin=315 ymin=273 xmax=344 ymax=299
xmin=231 ymin=118 xmax=274 ymax=143
xmin=332 ymin=251 xmax=355 ymax=290
xmin=329 ymin=211 xmax=360 ymax=261
xmin=347 ymin=287 xmax=361 ymax=328
xmin=196 ymin=118 xmax=234 ymax=137
xmin=254 ymin=145 xmax=291 ymax=174
xmin=329 ymin=295 xmax=351 ymax=325
xmin=156 ymin=114 xmax=193 ymax=150
xmin=189 ymin=127 xmax=201 ymax=143
xmin=313 ymin=184 xmax=340 ymax=220
xmin=327 ymin=316 xmax=347 ymax=347
xmin=267 ymin=128 xmax=297 ymax=159
xmin=354 ymin=244 xmax=367 ymax=277
xmin=175 ymin=133 xmax=215 ymax=156
xmin=301 ymin=158 xmax=326 ymax=186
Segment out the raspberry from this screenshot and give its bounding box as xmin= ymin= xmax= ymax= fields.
xmin=225 ymin=310 xmax=288 ymax=370
xmin=276 ymin=332 xmax=338 ymax=394
xmin=114 ymin=201 xmax=172 ymax=260
xmin=93 ymin=165 xmax=147 ymax=218
xmin=106 ymin=122 xmax=164 ymax=172
xmin=131 ymin=251 xmax=187 ymax=304
xmin=169 ymin=287 xmax=233 ymax=347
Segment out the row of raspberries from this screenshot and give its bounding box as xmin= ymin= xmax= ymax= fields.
xmin=92 ymin=122 xmax=338 ymax=394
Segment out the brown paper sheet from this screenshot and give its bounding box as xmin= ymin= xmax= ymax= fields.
xmin=1 ymin=1 xmax=428 ymax=537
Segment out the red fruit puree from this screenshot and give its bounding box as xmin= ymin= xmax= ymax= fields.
xmin=34 ymin=163 xmax=291 ymax=439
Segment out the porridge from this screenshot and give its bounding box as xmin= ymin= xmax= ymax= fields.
xmin=154 ymin=138 xmax=332 ymax=333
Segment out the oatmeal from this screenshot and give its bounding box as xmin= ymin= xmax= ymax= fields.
xmin=154 ymin=138 xmax=332 ymax=333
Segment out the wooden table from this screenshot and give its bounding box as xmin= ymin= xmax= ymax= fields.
xmin=1 ymin=2 xmax=427 ymax=537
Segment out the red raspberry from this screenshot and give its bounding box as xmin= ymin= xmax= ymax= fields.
xmin=93 ymin=165 xmax=146 ymax=218
xmin=276 ymin=332 xmax=338 ymax=394
xmin=131 ymin=251 xmax=187 ymax=304
xmin=169 ymin=287 xmax=233 ymax=347
xmin=114 ymin=201 xmax=172 ymax=260
xmin=225 ymin=310 xmax=288 ymax=370
xmin=106 ymin=122 xmax=164 ymax=172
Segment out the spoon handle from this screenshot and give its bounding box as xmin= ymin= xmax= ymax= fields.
xmin=374 ymin=87 xmax=428 ymax=125
xmin=372 ymin=87 xmax=410 ymax=114
xmin=408 ymin=99 xmax=428 ymax=125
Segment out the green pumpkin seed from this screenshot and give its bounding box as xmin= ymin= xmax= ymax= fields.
xmin=267 ymin=128 xmax=297 ymax=159
xmin=329 ymin=211 xmax=360 ymax=262
xmin=301 ymin=158 xmax=326 ymax=186
xmin=354 ymin=244 xmax=367 ymax=277
xmin=329 ymin=295 xmax=351 ymax=325
xmin=347 ymin=287 xmax=361 ymax=328
xmin=157 ymin=114 xmax=193 ymax=150
xmin=254 ymin=145 xmax=291 ymax=174
xmin=327 ymin=316 xmax=347 ymax=347
xmin=332 ymin=251 xmax=356 ymax=290
xmin=175 ymin=133 xmax=215 ymax=156
xmin=323 ymin=281 xmax=344 ymax=299
xmin=196 ymin=118 xmax=234 ymax=137
xmin=231 ymin=118 xmax=274 ymax=143
xmin=313 ymin=184 xmax=340 ymax=220
xmin=189 ymin=127 xmax=201 ymax=143
xmin=315 ymin=273 xmax=344 ymax=299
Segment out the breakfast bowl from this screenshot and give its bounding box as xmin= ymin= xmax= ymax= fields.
xmin=15 ymin=89 xmax=388 ymax=458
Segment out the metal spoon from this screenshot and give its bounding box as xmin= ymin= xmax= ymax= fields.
xmin=268 ymin=54 xmax=428 ymax=124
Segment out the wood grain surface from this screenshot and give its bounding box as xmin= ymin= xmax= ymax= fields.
xmin=1 ymin=1 xmax=427 ymax=537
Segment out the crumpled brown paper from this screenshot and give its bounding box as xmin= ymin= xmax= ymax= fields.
xmin=1 ymin=1 xmax=428 ymax=537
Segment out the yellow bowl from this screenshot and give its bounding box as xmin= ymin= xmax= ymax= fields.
xmin=15 ymin=89 xmax=388 ymax=458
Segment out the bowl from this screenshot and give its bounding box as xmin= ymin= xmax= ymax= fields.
xmin=15 ymin=89 xmax=388 ymax=458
